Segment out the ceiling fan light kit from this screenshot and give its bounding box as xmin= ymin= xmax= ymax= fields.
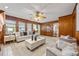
xmin=34 ymin=11 xmax=47 ymax=21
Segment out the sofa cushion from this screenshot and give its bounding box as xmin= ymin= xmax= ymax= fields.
xmin=23 ymin=32 xmax=27 ymax=35
xmin=46 ymin=46 xmax=62 ymax=56
xmin=15 ymin=32 xmax=20 ymax=37
xmin=20 ymin=32 xmax=24 ymax=36
xmin=62 ymin=43 xmax=78 ymax=56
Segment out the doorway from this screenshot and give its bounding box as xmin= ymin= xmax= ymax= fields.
xmin=53 ymin=23 xmax=59 ymax=37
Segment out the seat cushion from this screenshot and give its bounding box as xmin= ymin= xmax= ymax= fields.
xmin=15 ymin=32 xmax=20 ymax=37
xmin=56 ymin=39 xmax=69 ymax=50
xmin=46 ymin=46 xmax=62 ymax=56
xmin=62 ymin=43 xmax=78 ymax=56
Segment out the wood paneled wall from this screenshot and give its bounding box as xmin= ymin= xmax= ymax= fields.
xmin=76 ymin=32 xmax=79 ymax=44
xmin=59 ymin=13 xmax=76 ymax=37
xmin=75 ymin=4 xmax=79 ymax=44
xmin=40 ymin=13 xmax=76 ymax=37
xmin=72 ymin=10 xmax=76 ymax=37
xmin=58 ymin=4 xmax=76 ymax=37
xmin=40 ymin=21 xmax=58 ymax=36
xmin=40 ymin=22 xmax=53 ymax=36
xmin=0 ymin=10 xmax=5 ymax=44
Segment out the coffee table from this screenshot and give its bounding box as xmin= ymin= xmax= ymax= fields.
xmin=25 ymin=37 xmax=45 ymax=50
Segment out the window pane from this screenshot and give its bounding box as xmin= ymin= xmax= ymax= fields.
xmin=5 ymin=20 xmax=16 ymax=34
xmin=19 ymin=22 xmax=25 ymax=32
xmin=33 ymin=24 xmax=38 ymax=31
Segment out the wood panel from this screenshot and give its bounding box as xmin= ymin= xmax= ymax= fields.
xmin=59 ymin=14 xmax=76 ymax=37
xmin=75 ymin=4 xmax=79 ymax=44
xmin=40 ymin=22 xmax=53 ymax=36
xmin=0 ymin=10 xmax=5 ymax=44
xmin=76 ymin=32 xmax=79 ymax=45
xmin=16 ymin=20 xmax=19 ymax=32
xmin=76 ymin=32 xmax=79 ymax=44
xmin=72 ymin=10 xmax=76 ymax=37
xmin=40 ymin=21 xmax=58 ymax=36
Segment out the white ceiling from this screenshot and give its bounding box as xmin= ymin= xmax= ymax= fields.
xmin=0 ymin=3 xmax=75 ymax=23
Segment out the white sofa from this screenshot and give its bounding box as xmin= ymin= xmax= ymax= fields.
xmin=15 ymin=32 xmax=32 ymax=42
xmin=4 ymin=35 xmax=15 ymax=44
xmin=46 ymin=42 xmax=78 ymax=56
xmin=46 ymin=37 xmax=78 ymax=56
xmin=46 ymin=46 xmax=61 ymax=56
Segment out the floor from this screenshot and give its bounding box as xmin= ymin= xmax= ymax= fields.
xmin=0 ymin=36 xmax=58 ymax=56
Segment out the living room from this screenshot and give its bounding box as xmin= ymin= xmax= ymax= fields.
xmin=0 ymin=3 xmax=79 ymax=56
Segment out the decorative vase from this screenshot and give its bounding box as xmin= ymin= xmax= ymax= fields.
xmin=32 ymin=35 xmax=33 ymax=41
xmin=35 ymin=35 xmax=38 ymax=41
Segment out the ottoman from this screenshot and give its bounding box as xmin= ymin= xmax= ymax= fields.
xmin=25 ymin=37 xmax=45 ymax=50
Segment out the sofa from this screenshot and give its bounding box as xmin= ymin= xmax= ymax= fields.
xmin=46 ymin=42 xmax=78 ymax=56
xmin=15 ymin=32 xmax=32 ymax=42
xmin=4 ymin=35 xmax=15 ymax=44
xmin=46 ymin=36 xmax=78 ymax=56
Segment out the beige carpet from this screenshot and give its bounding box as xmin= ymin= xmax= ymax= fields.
xmin=0 ymin=36 xmax=58 ymax=56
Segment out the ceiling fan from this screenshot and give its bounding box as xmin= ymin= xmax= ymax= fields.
xmin=34 ymin=11 xmax=47 ymax=21
xmin=24 ymin=5 xmax=48 ymax=21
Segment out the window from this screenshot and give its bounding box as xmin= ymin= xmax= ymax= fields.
xmin=32 ymin=24 xmax=40 ymax=34
xmin=27 ymin=23 xmax=32 ymax=35
xmin=53 ymin=23 xmax=59 ymax=37
xmin=19 ymin=22 xmax=25 ymax=32
xmin=5 ymin=20 xmax=16 ymax=34
xmin=33 ymin=24 xmax=38 ymax=31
